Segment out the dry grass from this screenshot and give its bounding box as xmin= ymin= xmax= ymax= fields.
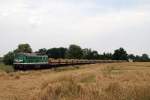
xmin=0 ymin=62 xmax=150 ymax=100
xmin=0 ymin=64 xmax=14 ymax=73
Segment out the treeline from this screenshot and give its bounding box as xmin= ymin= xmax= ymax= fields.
xmin=2 ymin=44 xmax=150 ymax=65
xmin=0 ymin=57 xmax=3 ymax=64
xmin=38 ymin=45 xmax=127 ymax=60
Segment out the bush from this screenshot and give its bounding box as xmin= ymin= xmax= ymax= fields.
xmin=0 ymin=64 xmax=14 ymax=73
xmin=3 ymin=52 xmax=14 ymax=65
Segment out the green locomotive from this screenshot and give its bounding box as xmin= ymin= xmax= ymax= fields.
xmin=14 ymin=53 xmax=48 ymax=64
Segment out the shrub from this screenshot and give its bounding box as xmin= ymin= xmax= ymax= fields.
xmin=3 ymin=52 xmax=14 ymax=65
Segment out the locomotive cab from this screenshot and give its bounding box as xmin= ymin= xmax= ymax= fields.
xmin=14 ymin=53 xmax=26 ymax=63
xmin=13 ymin=53 xmax=48 ymax=64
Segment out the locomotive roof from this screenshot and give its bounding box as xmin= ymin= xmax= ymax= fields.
xmin=16 ymin=53 xmax=48 ymax=57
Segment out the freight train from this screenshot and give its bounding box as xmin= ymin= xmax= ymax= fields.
xmin=13 ymin=53 xmax=126 ymax=70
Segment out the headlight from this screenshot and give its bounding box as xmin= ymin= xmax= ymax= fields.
xmin=14 ymin=59 xmax=23 ymax=63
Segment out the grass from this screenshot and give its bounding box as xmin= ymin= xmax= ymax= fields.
xmin=52 ymin=65 xmax=81 ymax=72
xmin=31 ymin=63 xmax=150 ymax=100
xmin=32 ymin=72 xmax=150 ymax=100
xmin=0 ymin=64 xmax=14 ymax=73
xmin=0 ymin=62 xmax=150 ymax=100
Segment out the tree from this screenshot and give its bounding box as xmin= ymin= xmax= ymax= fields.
xmin=58 ymin=47 xmax=67 ymax=58
xmin=128 ymin=54 xmax=135 ymax=59
xmin=47 ymin=47 xmax=67 ymax=59
xmin=99 ymin=52 xmax=113 ymax=60
xmin=14 ymin=44 xmax=32 ymax=53
xmin=133 ymin=54 xmax=150 ymax=62
xmin=91 ymin=50 xmax=99 ymax=59
xmin=82 ymin=49 xmax=99 ymax=59
xmin=3 ymin=52 xmax=14 ymax=65
xmin=128 ymin=54 xmax=136 ymax=61
xmin=66 ymin=44 xmax=83 ymax=59
xmin=82 ymin=48 xmax=92 ymax=59
xmin=141 ymin=54 xmax=149 ymax=62
xmin=37 ymin=48 xmax=47 ymax=55
xmin=0 ymin=57 xmax=3 ymax=63
xmin=112 ymin=48 xmax=128 ymax=60
xmin=135 ymin=55 xmax=141 ymax=62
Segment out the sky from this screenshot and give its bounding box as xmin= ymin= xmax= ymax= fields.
xmin=0 ymin=0 xmax=150 ymax=57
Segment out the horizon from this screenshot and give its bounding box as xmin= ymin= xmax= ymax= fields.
xmin=0 ymin=0 xmax=150 ymax=57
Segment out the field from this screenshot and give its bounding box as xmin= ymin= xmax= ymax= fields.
xmin=0 ymin=62 xmax=150 ymax=100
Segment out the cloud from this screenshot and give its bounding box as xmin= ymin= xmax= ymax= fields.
xmin=0 ymin=0 xmax=150 ymax=56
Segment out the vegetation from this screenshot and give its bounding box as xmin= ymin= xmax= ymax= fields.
xmin=112 ymin=48 xmax=128 ymax=60
xmin=3 ymin=52 xmax=14 ymax=65
xmin=31 ymin=63 xmax=150 ymax=100
xmin=37 ymin=48 xmax=47 ymax=55
xmin=2 ymin=43 xmax=150 ymax=65
xmin=14 ymin=44 xmax=32 ymax=53
xmin=0 ymin=62 xmax=149 ymax=100
xmin=99 ymin=53 xmax=113 ymax=60
xmin=82 ymin=48 xmax=99 ymax=59
xmin=66 ymin=44 xmax=83 ymax=59
xmin=0 ymin=57 xmax=3 ymax=64
xmin=46 ymin=47 xmax=67 ymax=59
xmin=0 ymin=64 xmax=14 ymax=73
xmin=128 ymin=53 xmax=150 ymax=62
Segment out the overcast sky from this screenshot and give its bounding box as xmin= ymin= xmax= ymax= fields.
xmin=0 ymin=0 xmax=150 ymax=57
